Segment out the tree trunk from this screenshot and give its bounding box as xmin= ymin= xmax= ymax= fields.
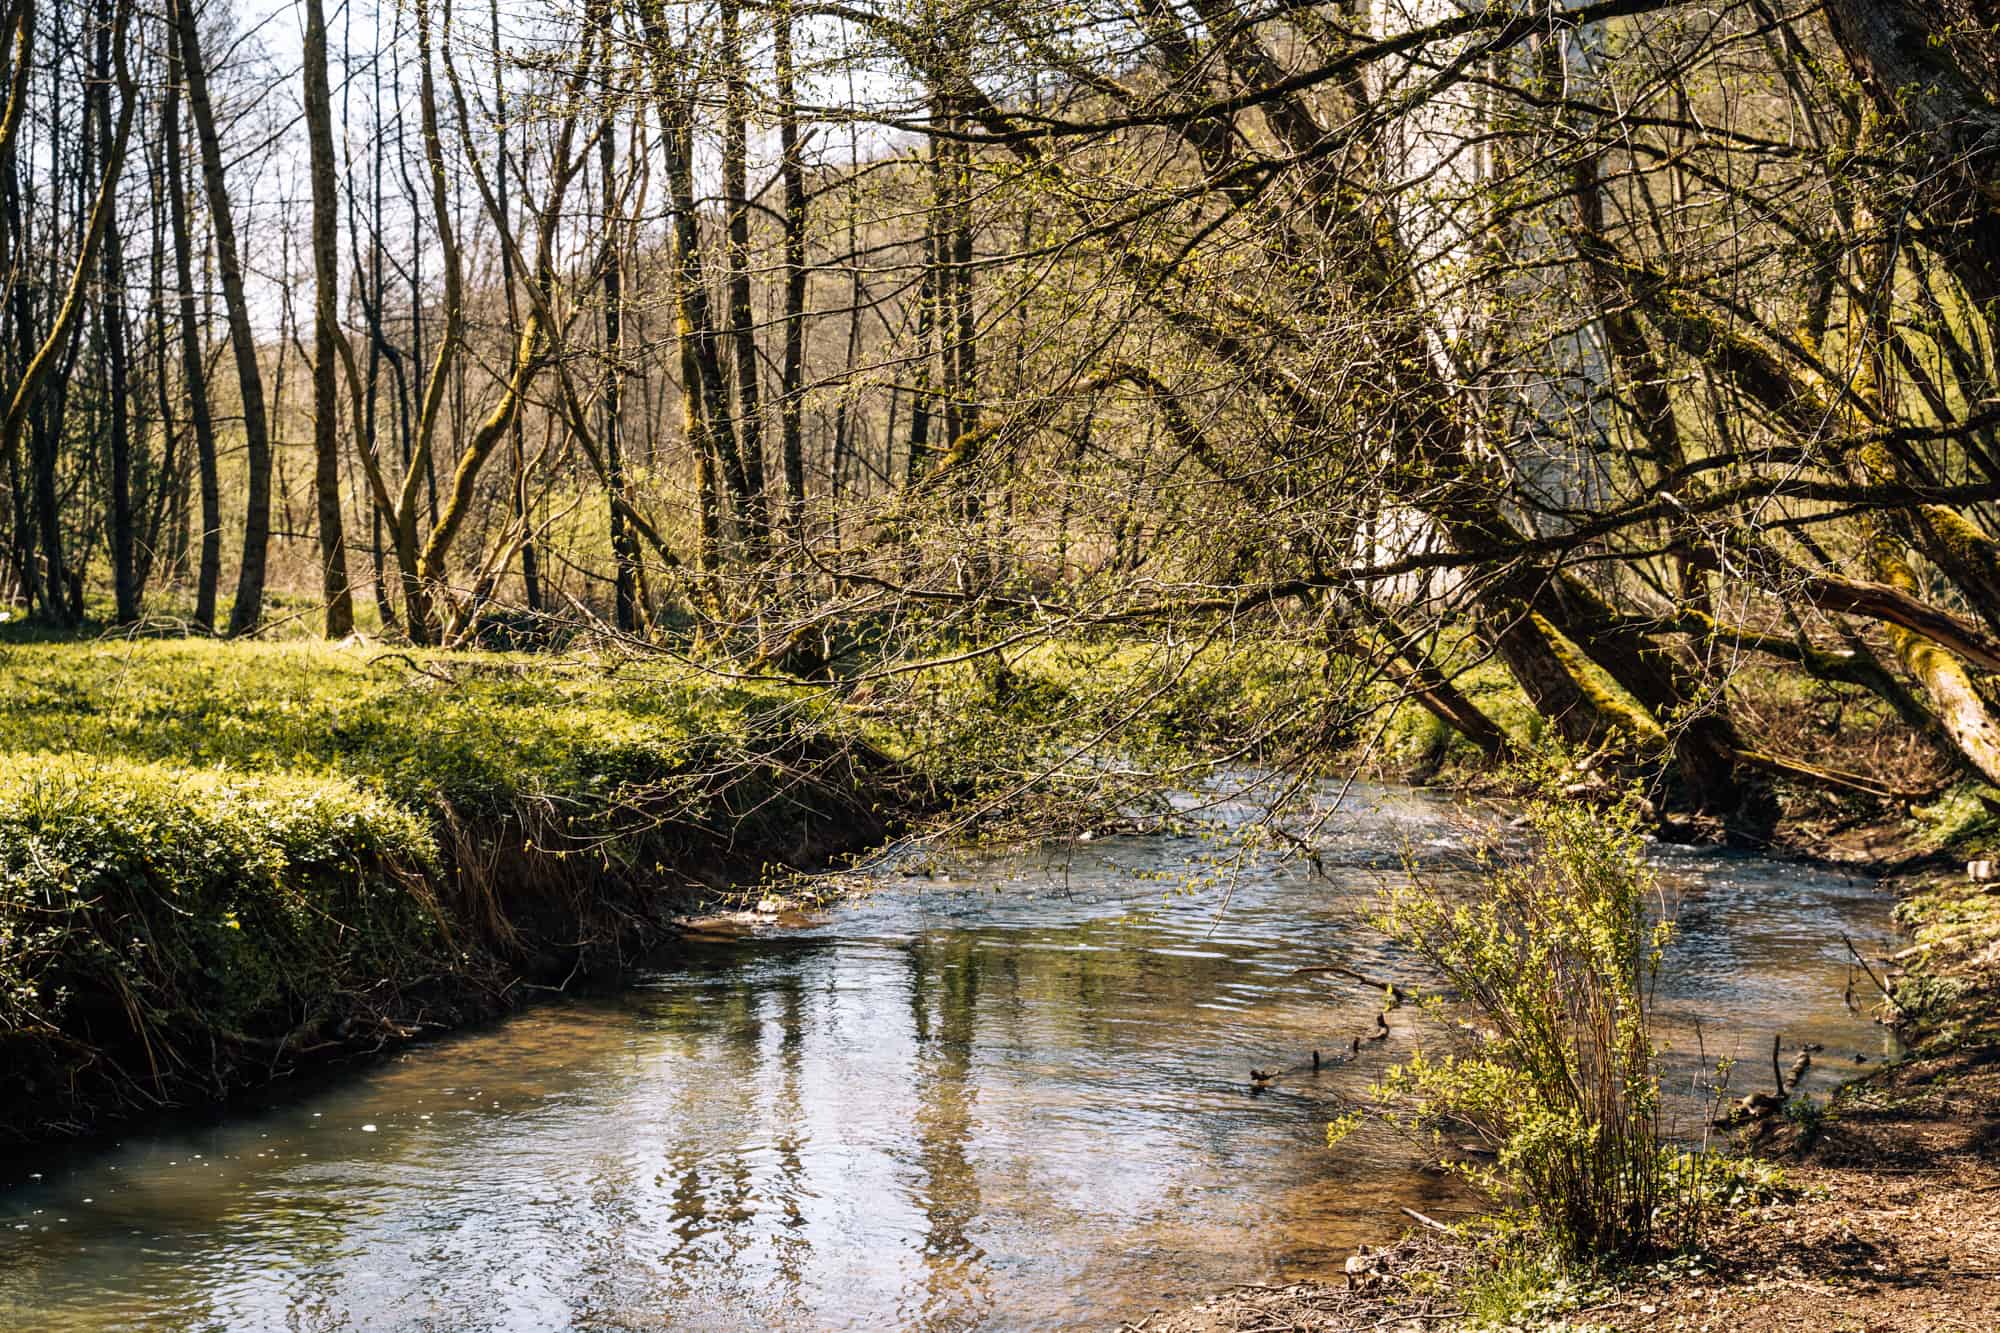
xmin=93 ymin=0 xmax=137 ymax=623
xmin=163 ymin=18 xmax=220 ymax=632
xmin=775 ymin=3 xmax=808 ymax=540
xmin=175 ymin=0 xmax=273 ymax=636
xmin=640 ymin=0 xmax=751 ymax=557
xmin=303 ymin=0 xmax=354 ymax=636
xmin=492 ymin=0 xmax=540 ymax=615
xmin=600 ymin=88 xmax=640 ymax=631
xmin=720 ymin=0 xmax=766 ymax=558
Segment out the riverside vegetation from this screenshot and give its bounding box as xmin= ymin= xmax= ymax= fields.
xmin=0 ymin=634 xmax=921 ymax=1140
xmin=0 ymin=626 xmax=1395 ymax=1143
xmin=6 ymin=623 xmax=1990 ymax=1331
xmin=11 ymin=0 xmax=2000 ymax=1325
xmin=1157 ymin=766 xmax=2000 ymax=1331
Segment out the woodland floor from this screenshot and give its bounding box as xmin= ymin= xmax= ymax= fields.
xmin=1133 ymin=814 xmax=2000 ymax=1332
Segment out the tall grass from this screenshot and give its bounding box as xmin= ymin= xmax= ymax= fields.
xmin=1359 ymin=764 xmax=1673 ymax=1257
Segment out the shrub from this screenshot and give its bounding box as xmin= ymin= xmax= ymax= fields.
xmin=1350 ymin=761 xmax=1674 ymax=1257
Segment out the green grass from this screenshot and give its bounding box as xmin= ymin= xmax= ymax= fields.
xmin=0 ymin=637 xmax=813 ymax=813
xmin=0 ymin=636 xmax=902 ymax=1140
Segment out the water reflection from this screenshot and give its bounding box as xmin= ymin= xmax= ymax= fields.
xmin=0 ymin=783 xmax=1899 ymax=1330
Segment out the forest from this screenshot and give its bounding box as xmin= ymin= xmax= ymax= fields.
xmin=7 ymin=0 xmax=2000 ymax=816
xmin=3 ymin=0 xmax=2000 ymax=1327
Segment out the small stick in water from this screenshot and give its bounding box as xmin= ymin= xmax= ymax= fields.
xmin=1312 ymin=1049 xmax=1321 ymax=1072
xmin=1771 ymin=1033 xmax=1785 ymax=1099
xmin=1843 ymin=933 xmax=1905 ymax=1017
xmin=1401 ymin=1206 xmax=1451 ymax=1233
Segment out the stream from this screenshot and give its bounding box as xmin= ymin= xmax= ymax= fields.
xmin=0 ymin=782 xmax=1900 ymax=1330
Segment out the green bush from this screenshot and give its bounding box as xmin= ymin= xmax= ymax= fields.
xmin=1348 ymin=759 xmax=1674 ymax=1257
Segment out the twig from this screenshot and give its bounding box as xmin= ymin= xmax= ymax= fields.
xmin=1295 ymin=962 xmax=1415 ymax=1005
xmin=1401 ymin=1206 xmax=1452 ymax=1233
xmin=1843 ymin=932 xmax=1906 ymax=1017
xmin=1370 ymin=1310 xmax=1465 ymax=1327
xmin=367 ymin=650 xmax=460 ymax=686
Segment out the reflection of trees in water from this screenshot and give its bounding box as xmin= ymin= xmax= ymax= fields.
xmin=763 ymin=969 xmax=815 ymax=1291
xmin=645 ymin=969 xmax=766 ymax=1310
xmin=905 ymin=933 xmax=990 ymax=1329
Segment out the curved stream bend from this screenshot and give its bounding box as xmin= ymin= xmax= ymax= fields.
xmin=0 ymin=783 xmax=1897 ymax=1330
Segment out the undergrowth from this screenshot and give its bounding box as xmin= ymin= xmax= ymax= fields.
xmin=1337 ymin=755 xmax=1790 ymax=1271
xmin=0 ymin=756 xmax=450 ymax=1128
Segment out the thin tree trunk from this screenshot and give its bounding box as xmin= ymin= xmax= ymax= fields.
xmin=93 ymin=0 xmax=137 ymax=623
xmin=395 ymin=0 xmax=466 ymax=641
xmin=775 ymin=2 xmax=808 ymax=540
xmin=164 ymin=25 xmax=220 ymax=632
xmin=639 ymin=0 xmax=751 ymax=554
xmin=174 ymin=0 xmax=273 ymax=636
xmin=600 ymin=81 xmax=640 ymax=630
xmin=493 ymin=0 xmax=541 ymax=614
xmin=303 ymin=0 xmax=353 ymax=636
xmin=907 ymin=212 xmax=936 ymax=483
xmin=720 ymin=0 xmax=766 ymax=558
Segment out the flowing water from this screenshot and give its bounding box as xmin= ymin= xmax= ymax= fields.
xmin=0 ymin=783 xmax=1900 ymax=1330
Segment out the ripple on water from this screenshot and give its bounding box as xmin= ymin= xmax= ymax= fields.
xmin=0 ymin=781 xmax=1900 ymax=1331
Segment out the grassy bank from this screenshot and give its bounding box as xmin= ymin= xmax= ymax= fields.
xmin=0 ymin=637 xmax=920 ymax=1143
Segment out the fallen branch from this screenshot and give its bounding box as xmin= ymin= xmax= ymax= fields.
xmin=1844 ymin=932 xmax=1907 ymax=1018
xmin=1295 ymin=962 xmax=1418 ymax=1006
xmin=1401 ymin=1206 xmax=1452 ymax=1233
xmin=1728 ymin=747 xmax=1940 ymax=802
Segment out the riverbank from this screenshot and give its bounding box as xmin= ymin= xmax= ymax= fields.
xmin=1138 ymin=843 xmax=2000 ymax=1331
xmin=0 ymin=626 xmax=1364 ymax=1146
xmin=0 ymin=637 xmax=930 ymax=1144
